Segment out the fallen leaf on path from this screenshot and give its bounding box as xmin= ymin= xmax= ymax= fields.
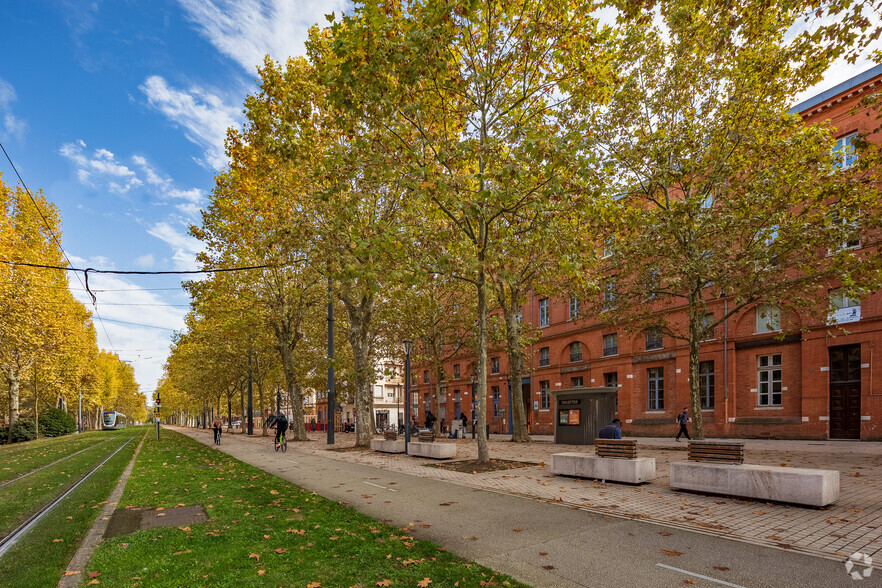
xmin=64 ymin=571 xmax=81 ymax=576
xmin=512 ymin=529 xmax=522 ymax=532
xmin=539 ymin=552 xmax=548 ymax=556
xmin=662 ymin=550 xmax=683 ymax=557
xmin=542 ymin=565 xmax=555 ymax=570
xmin=713 ymin=566 xmax=730 ymax=571
xmin=684 ymin=580 xmax=697 ymax=584
xmin=659 ymin=532 xmax=673 ymax=537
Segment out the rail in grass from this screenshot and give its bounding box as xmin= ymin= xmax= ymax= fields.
xmin=102 ymin=411 xmax=127 ymax=430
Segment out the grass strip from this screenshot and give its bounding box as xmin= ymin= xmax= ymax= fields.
xmin=0 ymin=431 xmax=116 ymax=483
xmin=0 ymin=430 xmax=142 ymax=587
xmin=86 ymin=429 xmax=527 ymax=587
xmin=0 ymin=430 xmax=140 ymax=538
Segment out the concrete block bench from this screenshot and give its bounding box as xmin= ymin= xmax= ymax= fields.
xmin=669 ymin=461 xmax=839 ymax=506
xmin=370 ymin=439 xmax=405 ymax=453
xmin=551 ymin=440 xmax=655 ymax=484
xmin=407 ymin=441 xmax=456 ymax=459
xmin=669 ymin=441 xmax=839 ymax=506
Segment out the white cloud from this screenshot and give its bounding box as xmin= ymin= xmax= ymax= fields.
xmin=0 ymin=78 xmax=27 ymax=141
xmin=176 ymin=0 xmax=348 ymax=73
xmin=147 ymin=221 xmax=205 ymax=271
xmin=135 ymin=254 xmax=155 ymax=268
xmin=69 ymin=271 xmax=186 ymax=394
xmin=60 ymin=140 xmax=143 ymax=193
xmin=139 ymin=75 xmax=238 ymax=170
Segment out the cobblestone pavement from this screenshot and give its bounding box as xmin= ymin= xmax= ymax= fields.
xmin=239 ymin=431 xmax=882 ymax=568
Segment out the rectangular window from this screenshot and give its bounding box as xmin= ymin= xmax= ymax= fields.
xmin=833 ymin=132 xmax=857 ymax=170
xmin=701 ymin=313 xmax=715 ymax=340
xmin=424 ymin=393 xmax=430 ymax=412
xmin=757 ymin=354 xmax=782 ymax=406
xmin=568 ymin=296 xmax=579 ymax=320
xmin=539 ymin=380 xmax=550 ymax=410
xmin=830 ymin=289 xmax=861 ymax=324
xmin=423 ymin=370 xmax=429 ymax=384
xmin=571 ymin=376 xmax=583 ymax=388
xmin=604 ymin=372 xmax=618 ymax=388
xmin=602 ymin=278 xmax=617 ymax=311
xmin=539 ymin=298 xmax=549 ymax=327
xmin=699 ymin=361 xmax=714 ymax=410
xmin=453 ymin=364 xmax=460 ymax=379
xmin=492 ymin=386 xmax=501 ymax=417
xmin=603 ymin=333 xmax=618 ymax=357
xmin=490 ymin=357 xmax=500 ymax=374
xmin=645 ymin=328 xmax=663 ymax=351
xmin=647 ymin=367 xmax=664 ymax=411
xmin=539 ymin=346 xmax=550 ymax=367
xmin=569 ymin=341 xmax=582 ymax=362
xmin=831 ymin=209 xmax=861 ymax=250
xmin=756 ymin=305 xmax=780 ymax=333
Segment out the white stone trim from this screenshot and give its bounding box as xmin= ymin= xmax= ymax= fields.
xmin=819 ymin=416 xmax=830 ymax=421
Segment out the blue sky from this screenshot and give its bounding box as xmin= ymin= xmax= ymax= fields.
xmin=0 ymin=0 xmax=878 ymax=396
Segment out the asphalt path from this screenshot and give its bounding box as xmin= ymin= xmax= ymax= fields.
xmin=172 ymin=427 xmax=865 ymax=588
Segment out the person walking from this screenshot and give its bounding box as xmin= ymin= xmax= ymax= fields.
xmin=211 ymin=414 xmax=223 ymax=445
xmin=675 ymin=406 xmax=691 ymax=441
xmin=598 ymin=418 xmax=623 ymax=439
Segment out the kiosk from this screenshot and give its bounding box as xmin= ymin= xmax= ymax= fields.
xmin=551 ymin=387 xmax=617 ymax=445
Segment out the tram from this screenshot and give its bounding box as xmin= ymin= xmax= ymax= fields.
xmin=102 ymin=411 xmax=128 ymax=430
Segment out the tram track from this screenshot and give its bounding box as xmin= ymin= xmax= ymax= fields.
xmin=0 ymin=434 xmax=122 ymax=489
xmin=0 ymin=433 xmax=138 ymax=558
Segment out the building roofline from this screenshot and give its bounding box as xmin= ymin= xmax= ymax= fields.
xmin=788 ymin=64 xmax=882 ymax=115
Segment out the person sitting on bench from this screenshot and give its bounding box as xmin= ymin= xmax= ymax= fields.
xmin=598 ymin=418 xmax=623 ymax=439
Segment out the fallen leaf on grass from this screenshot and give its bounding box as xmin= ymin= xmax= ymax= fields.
xmin=377 ymin=580 xmax=391 ymax=587
xmin=329 ymin=537 xmax=339 ymax=541
xmin=274 ymin=548 xmax=287 ymax=554
xmin=417 ymin=579 xmax=432 ymax=587
xmin=88 ymin=572 xmax=101 ymax=578
xmin=257 ymin=570 xmax=266 ymax=576
xmin=662 ymin=550 xmax=683 ymax=557
xmin=53 ymin=539 xmax=64 ymax=543
xmin=88 ymin=580 xmax=99 ymax=585
xmin=270 ymin=490 xmax=279 ymax=495
xmin=307 ymin=583 xmax=321 ymax=588
xmin=249 ymin=553 xmax=260 ymax=562
xmin=263 ymin=534 xmax=270 ymax=539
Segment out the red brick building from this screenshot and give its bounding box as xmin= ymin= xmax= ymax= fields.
xmin=411 ymin=65 xmax=882 ymax=441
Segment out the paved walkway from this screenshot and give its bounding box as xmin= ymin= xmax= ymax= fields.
xmin=175 ymin=427 xmax=880 ymax=585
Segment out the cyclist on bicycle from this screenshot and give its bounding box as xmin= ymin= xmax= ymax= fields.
xmin=270 ymin=411 xmax=289 ymax=448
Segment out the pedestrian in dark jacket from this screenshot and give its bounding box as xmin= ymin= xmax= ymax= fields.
xmin=675 ymin=407 xmax=691 ymax=441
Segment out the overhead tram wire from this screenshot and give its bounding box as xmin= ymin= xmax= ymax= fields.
xmin=0 ymin=140 xmax=118 ymax=355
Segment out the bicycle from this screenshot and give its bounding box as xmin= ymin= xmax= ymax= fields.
xmin=274 ymin=430 xmax=287 ymax=452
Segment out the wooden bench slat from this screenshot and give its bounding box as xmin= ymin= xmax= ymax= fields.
xmin=595 ymin=438 xmax=638 ymax=459
xmin=688 ymin=440 xmax=744 ymax=464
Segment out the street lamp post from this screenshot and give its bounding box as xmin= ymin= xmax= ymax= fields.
xmin=403 ymin=340 xmax=413 ymax=455
xmin=396 ymin=382 xmax=401 ymax=433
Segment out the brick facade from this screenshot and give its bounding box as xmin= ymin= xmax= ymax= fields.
xmin=411 ymin=65 xmax=882 ymax=440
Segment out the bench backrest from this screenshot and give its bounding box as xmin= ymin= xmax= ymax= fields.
xmin=384 ymin=430 xmax=398 ymax=441
xmin=595 ymin=438 xmax=637 ymax=459
xmin=688 ymin=441 xmax=744 ymax=464
xmin=418 ymin=430 xmax=434 ymax=443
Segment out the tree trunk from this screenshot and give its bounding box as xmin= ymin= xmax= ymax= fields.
xmin=476 ymin=254 xmax=489 ymax=463
xmin=5 ymin=373 xmax=20 ymax=445
xmin=290 ymin=382 xmax=305 ymax=438
xmin=688 ymin=296 xmax=705 ymax=440
xmin=433 ymin=364 xmax=443 ymax=437
xmin=343 ymin=290 xmax=375 ymax=448
xmin=239 ymin=382 xmax=246 ymax=435
xmin=504 ymin=306 xmax=531 ymax=442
